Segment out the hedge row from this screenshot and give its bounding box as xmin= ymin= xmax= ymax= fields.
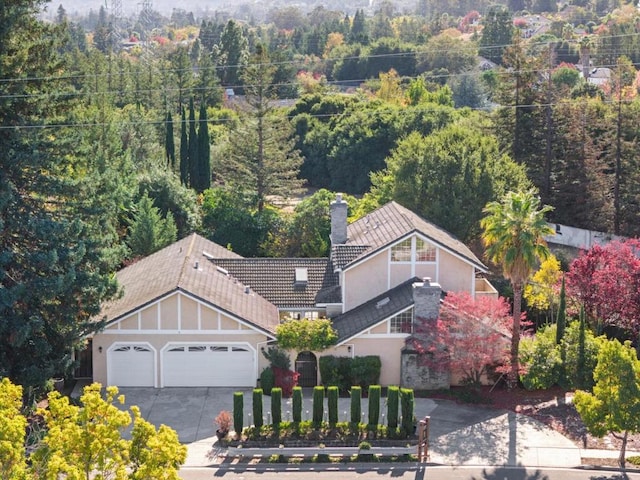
xmin=233 ymin=385 xmax=414 ymax=438
xmin=319 ymin=355 xmax=381 ymax=391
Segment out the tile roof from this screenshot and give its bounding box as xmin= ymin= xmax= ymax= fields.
xmin=331 ymin=244 xmax=369 ymax=270
xmin=100 ymin=233 xmax=280 ymax=335
xmin=343 ymin=201 xmax=487 ymax=271
xmin=331 ymin=277 xmax=420 ymax=343
xmin=209 ymin=258 xmax=339 ymax=308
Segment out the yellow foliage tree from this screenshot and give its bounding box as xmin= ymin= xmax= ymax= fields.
xmin=0 ymin=380 xmax=186 ymax=480
xmin=524 ymin=254 xmax=562 ymax=322
xmin=377 ymin=69 xmax=404 ymax=105
xmin=0 ymin=378 xmax=28 ymax=480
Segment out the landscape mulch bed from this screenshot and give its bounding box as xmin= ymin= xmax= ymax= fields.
xmin=428 ymin=385 xmax=640 ymax=467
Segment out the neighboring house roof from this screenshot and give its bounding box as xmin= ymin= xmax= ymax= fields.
xmin=210 ymin=258 xmax=339 ymax=309
xmin=332 ymin=277 xmax=420 ymax=343
xmin=100 ymin=233 xmax=280 ymax=334
xmin=343 ymin=201 xmax=487 ymax=271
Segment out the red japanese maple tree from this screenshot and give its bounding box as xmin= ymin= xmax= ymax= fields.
xmin=566 ymin=239 xmax=640 ymax=339
xmin=408 ymin=292 xmax=512 ymax=387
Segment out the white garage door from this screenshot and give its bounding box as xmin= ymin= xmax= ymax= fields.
xmin=163 ymin=343 xmax=255 ymax=387
xmin=108 ymin=344 xmax=155 ymax=387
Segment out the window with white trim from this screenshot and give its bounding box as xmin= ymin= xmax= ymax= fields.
xmin=391 ymin=238 xmax=412 ymax=262
xmin=416 ymin=238 xmax=436 ymax=262
xmin=390 ymin=308 xmax=413 ymax=333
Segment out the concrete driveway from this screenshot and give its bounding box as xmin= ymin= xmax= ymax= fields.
xmin=113 ymin=387 xmax=582 ymax=468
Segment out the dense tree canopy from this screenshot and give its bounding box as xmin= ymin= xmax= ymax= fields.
xmin=0 ymin=0 xmax=119 ymax=400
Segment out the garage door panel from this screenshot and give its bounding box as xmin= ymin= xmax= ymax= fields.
xmin=163 ymin=344 xmax=255 ymax=387
xmin=108 ymin=344 xmax=155 ymax=387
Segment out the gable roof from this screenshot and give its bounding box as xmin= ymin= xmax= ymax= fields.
xmin=331 ymin=277 xmax=420 ymax=343
xmin=100 ymin=233 xmax=280 ymax=334
xmin=210 ymin=258 xmax=339 ymax=309
xmin=342 ymin=201 xmax=487 ymax=271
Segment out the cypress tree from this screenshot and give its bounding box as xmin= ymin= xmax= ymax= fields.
xmin=350 ymin=386 xmax=362 ymax=425
xmin=387 ymin=386 xmax=399 ymax=429
xmin=188 ymin=98 xmax=198 ymax=189
xmin=556 ymin=275 xmax=567 ymax=344
xmin=233 ymin=392 xmax=244 ymax=433
xmin=253 ymin=388 xmax=263 ymax=428
xmin=292 ymin=386 xmax=302 ymax=423
xmin=196 ymin=103 xmax=211 ymax=192
xmin=312 ymin=386 xmax=324 ymax=427
xmin=271 ymin=387 xmax=282 ymax=426
xmin=368 ymin=385 xmax=381 ymax=429
xmin=556 ymin=275 xmax=567 ymax=384
xmin=165 ymin=111 xmax=176 ymax=169
xmin=179 ymin=107 xmax=189 ymax=185
xmin=577 ymin=306 xmax=587 ymax=389
xmin=327 ymin=386 xmax=338 ymax=426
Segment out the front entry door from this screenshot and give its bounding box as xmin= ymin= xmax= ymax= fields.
xmin=295 ymin=351 xmax=317 ymax=387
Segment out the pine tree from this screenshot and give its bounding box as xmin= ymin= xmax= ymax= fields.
xmin=179 ymin=107 xmax=189 ymax=185
xmin=219 ymin=44 xmax=303 ymax=211
xmin=165 ymin=111 xmax=176 ymax=169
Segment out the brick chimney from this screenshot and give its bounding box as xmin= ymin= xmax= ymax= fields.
xmin=330 ymin=193 xmax=348 ymax=245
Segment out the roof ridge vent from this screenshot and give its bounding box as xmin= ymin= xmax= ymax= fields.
xmin=216 ymin=266 xmax=229 ymax=276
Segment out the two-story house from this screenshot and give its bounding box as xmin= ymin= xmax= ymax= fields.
xmin=88 ymin=196 xmax=497 ymax=388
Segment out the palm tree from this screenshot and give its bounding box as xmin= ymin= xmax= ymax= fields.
xmin=481 ymin=190 xmax=554 ymax=387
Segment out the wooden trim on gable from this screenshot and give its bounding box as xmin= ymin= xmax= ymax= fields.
xmin=104 ymin=290 xmax=276 ymax=339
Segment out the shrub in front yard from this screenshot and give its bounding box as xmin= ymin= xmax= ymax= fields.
xmin=234 ymin=392 xmax=244 ymax=433
xmin=292 ymin=387 xmax=302 ymax=423
xmin=260 ymin=367 xmax=275 ymax=395
xmin=400 ymin=388 xmax=414 ymax=438
xmin=319 ymin=355 xmax=381 ymax=391
xmin=253 ymin=389 xmax=263 ymax=428
xmin=272 ymin=388 xmax=282 ymax=426
xmin=312 ymin=386 xmax=324 ymax=427
xmin=387 ymin=386 xmax=399 ymax=429
xmin=368 ymin=385 xmax=381 ymax=429
xmin=351 ymin=386 xmax=362 ymax=425
xmin=327 ymin=386 xmax=338 ymax=426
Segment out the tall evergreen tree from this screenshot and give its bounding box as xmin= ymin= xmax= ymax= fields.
xmin=218 ymin=44 xmax=303 ymax=211
xmin=215 ymin=19 xmax=248 ymax=87
xmin=479 ymin=6 xmax=513 ymax=65
xmin=179 ymin=107 xmax=189 ymax=185
xmin=0 ymin=0 xmax=118 ymax=400
xmin=556 ymin=276 xmax=566 ymax=345
xmin=165 ymin=111 xmax=176 ymax=169
xmin=350 ymin=9 xmax=369 ymax=44
xmin=187 ymin=97 xmax=199 ymax=189
xmin=127 ymin=194 xmax=177 ymax=258
xmin=196 ymin=103 xmax=211 ymax=193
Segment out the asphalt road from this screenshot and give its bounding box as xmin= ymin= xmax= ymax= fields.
xmin=179 ymin=465 xmax=640 ymax=480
